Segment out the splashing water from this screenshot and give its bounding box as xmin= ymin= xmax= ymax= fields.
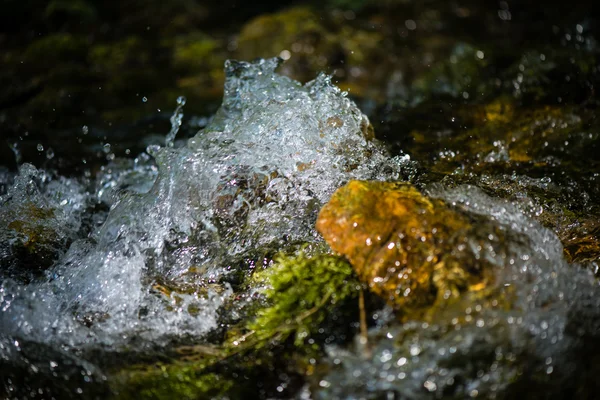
xmin=165 ymin=96 xmax=186 ymax=148
xmin=0 ymin=58 xmax=400 ymax=370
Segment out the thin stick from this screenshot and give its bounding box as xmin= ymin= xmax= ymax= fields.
xmin=359 ymin=286 xmax=368 ymax=348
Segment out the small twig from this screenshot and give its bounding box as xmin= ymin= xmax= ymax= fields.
xmin=358 ymin=286 xmax=371 ymax=358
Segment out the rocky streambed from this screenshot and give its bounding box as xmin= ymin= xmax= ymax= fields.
xmin=1 ymin=1 xmax=600 ymax=399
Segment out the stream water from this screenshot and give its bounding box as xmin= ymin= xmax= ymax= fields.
xmin=1 ymin=1 xmax=600 ymax=399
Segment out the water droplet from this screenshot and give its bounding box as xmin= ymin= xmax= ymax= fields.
xmin=279 ymin=49 xmax=291 ymax=60
xmin=142 ymin=96 xmax=148 ymax=103
xmin=146 ymin=144 xmax=161 ymax=157
xmin=424 ymin=380 xmax=437 ymax=392
xmin=166 ymin=96 xmax=186 ymax=147
xmin=37 ymin=143 xmax=44 ymax=152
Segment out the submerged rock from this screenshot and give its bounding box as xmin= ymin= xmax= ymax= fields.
xmin=0 ymin=164 xmax=87 ymax=280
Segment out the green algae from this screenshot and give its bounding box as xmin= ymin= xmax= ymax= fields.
xmin=111 ymin=250 xmax=361 ymax=399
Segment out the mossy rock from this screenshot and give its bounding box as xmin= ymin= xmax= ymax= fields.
xmin=110 ymin=251 xmax=361 ymax=399
xmin=235 ymin=6 xmax=386 ymax=99
xmin=381 ymin=96 xmax=600 ymax=263
xmin=411 ymin=43 xmax=492 ymax=101
xmin=316 ymin=180 xmax=505 ymax=320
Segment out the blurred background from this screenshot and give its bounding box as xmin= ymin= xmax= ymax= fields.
xmin=1 ymin=0 xmax=598 ymax=175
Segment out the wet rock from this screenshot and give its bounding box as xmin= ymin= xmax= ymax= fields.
xmin=316 ymin=180 xmax=502 ymax=319
xmin=312 ymin=185 xmax=600 ymax=400
xmin=235 ymin=6 xmax=388 ymax=99
xmin=0 ymin=203 xmax=62 ymax=275
xmin=378 ymin=92 xmax=600 ymax=263
xmin=0 ymin=165 xmax=86 ymax=280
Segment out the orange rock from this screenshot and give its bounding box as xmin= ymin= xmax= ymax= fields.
xmin=316 ymin=181 xmax=498 ymax=318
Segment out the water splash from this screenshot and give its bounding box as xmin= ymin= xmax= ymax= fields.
xmin=165 ymin=96 xmax=186 ymax=148
xmin=0 ymin=58 xmax=399 ymax=358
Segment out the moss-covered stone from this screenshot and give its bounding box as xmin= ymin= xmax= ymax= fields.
xmin=110 ymin=250 xmax=361 ymax=398
xmin=235 ymin=6 xmax=387 ymax=99
xmin=378 ymin=90 xmax=600 ymax=263
xmin=316 ymin=180 xmax=502 ymax=319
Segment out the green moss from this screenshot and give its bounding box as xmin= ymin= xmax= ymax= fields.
xmin=111 ymin=251 xmax=360 ymax=398
xmin=89 ymin=37 xmax=149 ymax=73
xmin=112 ymin=352 xmax=234 ymax=400
xmin=245 ymin=251 xmax=359 ymax=348
xmin=172 ymin=34 xmax=220 ymax=70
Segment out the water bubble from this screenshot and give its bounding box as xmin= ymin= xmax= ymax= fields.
xmin=37 ymin=143 xmax=44 ymax=152
xmin=142 ymin=96 xmax=148 ymax=102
